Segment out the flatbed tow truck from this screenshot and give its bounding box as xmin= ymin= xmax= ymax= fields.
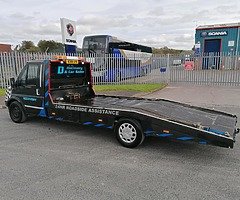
xmin=5 ymin=56 xmax=239 ymax=148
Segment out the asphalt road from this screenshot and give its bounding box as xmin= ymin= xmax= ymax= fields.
xmin=1 ymin=85 xmax=240 ymax=200
xmin=0 ymin=108 xmax=240 ymax=200
xmin=145 ymin=85 xmax=240 ymax=127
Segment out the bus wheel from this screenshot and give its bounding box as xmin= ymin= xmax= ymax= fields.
xmin=9 ymin=101 xmax=27 ymax=123
xmin=115 ymin=118 xmax=145 ymax=148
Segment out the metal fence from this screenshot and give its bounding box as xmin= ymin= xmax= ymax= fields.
xmin=169 ymin=52 xmax=240 ymax=86
xmin=0 ymin=52 xmax=240 ymax=88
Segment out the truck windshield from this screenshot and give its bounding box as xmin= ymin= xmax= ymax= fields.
xmin=50 ymin=62 xmax=86 ymax=79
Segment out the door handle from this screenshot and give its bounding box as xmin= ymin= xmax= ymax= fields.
xmin=36 ymin=89 xmax=40 ymax=96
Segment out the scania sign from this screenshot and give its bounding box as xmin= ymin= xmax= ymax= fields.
xmin=201 ymin=31 xmax=228 ymax=37
xmin=208 ymin=31 xmax=228 ymax=36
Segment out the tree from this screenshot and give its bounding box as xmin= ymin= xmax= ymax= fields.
xmin=152 ymin=46 xmax=192 ymax=55
xmin=16 ymin=40 xmax=65 ymax=53
xmin=38 ymin=40 xmax=64 ymax=53
xmin=18 ymin=41 xmax=40 ymax=52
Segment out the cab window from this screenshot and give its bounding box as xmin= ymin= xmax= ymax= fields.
xmin=26 ymin=63 xmax=40 ymax=86
xmin=17 ymin=66 xmax=27 ymax=86
xmin=17 ymin=63 xmax=40 ymax=87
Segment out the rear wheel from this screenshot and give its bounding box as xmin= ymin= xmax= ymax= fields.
xmin=115 ymin=118 xmax=145 ymax=148
xmin=9 ymin=101 xmax=27 ymax=123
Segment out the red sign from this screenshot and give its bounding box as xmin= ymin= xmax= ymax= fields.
xmin=184 ymin=61 xmax=194 ymax=70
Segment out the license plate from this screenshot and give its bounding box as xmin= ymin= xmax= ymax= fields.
xmin=66 ymin=59 xmax=78 ymax=64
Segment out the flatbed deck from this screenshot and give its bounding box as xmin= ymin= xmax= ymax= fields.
xmin=92 ymin=95 xmax=237 ymax=136
xmin=54 ymin=95 xmax=237 ymax=147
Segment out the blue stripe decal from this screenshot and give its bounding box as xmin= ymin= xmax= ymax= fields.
xmin=145 ymin=130 xmax=155 ymax=134
xmin=112 ymin=48 xmax=122 ymax=56
xmin=83 ymin=122 xmax=93 ymax=125
xmin=204 ymin=128 xmax=225 ymax=135
xmin=56 ymin=117 xmax=63 ymax=121
xmin=94 ymin=123 xmax=105 ymax=127
xmin=107 ymin=126 xmax=113 ymax=129
xmin=199 ymin=140 xmax=208 ymax=145
xmin=45 ymin=68 xmax=49 ymax=76
xmin=38 ymin=101 xmax=47 ymax=117
xmin=38 ymin=109 xmax=47 ymax=117
xmin=177 ymin=136 xmax=194 ymax=141
xmin=157 ymin=133 xmax=173 ymax=137
xmin=144 ymin=128 xmax=155 ymax=136
xmin=45 ymin=80 xmax=49 ymax=87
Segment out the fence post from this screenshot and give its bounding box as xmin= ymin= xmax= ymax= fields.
xmin=0 ymin=53 xmax=3 ymax=88
xmin=167 ymin=54 xmax=170 ymax=84
xmin=134 ymin=53 xmax=136 ymax=84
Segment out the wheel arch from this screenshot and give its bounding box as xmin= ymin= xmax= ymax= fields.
xmin=113 ymin=116 xmax=149 ymax=132
xmin=7 ymin=97 xmax=26 ymax=112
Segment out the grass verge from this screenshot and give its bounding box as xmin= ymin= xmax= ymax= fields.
xmin=93 ymin=83 xmax=167 ymax=93
xmin=0 ymin=89 xmax=5 ymax=96
xmin=0 ymin=84 xmax=167 ymax=96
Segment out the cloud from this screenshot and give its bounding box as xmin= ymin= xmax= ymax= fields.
xmin=0 ymin=13 xmax=62 ymax=45
xmin=134 ymin=33 xmax=194 ymax=50
xmin=77 ymin=15 xmax=133 ymax=30
xmin=0 ymin=0 xmax=239 ymax=50
xmin=23 ymin=23 xmax=61 ymax=36
xmin=147 ymin=7 xmax=165 ymax=17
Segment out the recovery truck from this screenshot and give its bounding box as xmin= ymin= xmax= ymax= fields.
xmin=5 ymin=56 xmax=239 ymax=148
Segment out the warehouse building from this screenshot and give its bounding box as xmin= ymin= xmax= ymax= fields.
xmin=195 ymin=22 xmax=240 ymax=69
xmin=195 ymin=22 xmax=240 ymax=55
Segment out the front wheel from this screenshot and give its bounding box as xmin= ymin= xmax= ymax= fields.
xmin=115 ymin=118 xmax=145 ymax=148
xmin=9 ymin=101 xmax=27 ymax=123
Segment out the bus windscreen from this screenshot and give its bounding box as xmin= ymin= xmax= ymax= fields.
xmin=82 ymin=37 xmax=107 ymax=51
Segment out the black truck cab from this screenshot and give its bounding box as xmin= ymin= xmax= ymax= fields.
xmin=6 ymin=56 xmax=94 ymax=119
xmin=5 ymin=56 xmax=239 ymax=148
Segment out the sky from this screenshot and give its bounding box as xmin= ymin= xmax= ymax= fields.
xmin=0 ymin=0 xmax=239 ymax=50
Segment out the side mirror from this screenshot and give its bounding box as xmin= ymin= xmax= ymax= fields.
xmin=10 ymin=77 xmax=15 ymax=87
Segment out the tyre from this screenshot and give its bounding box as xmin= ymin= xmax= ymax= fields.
xmin=115 ymin=118 xmax=145 ymax=148
xmin=9 ymin=101 xmax=27 ymax=123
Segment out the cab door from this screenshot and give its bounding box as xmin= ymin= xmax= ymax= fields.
xmin=14 ymin=62 xmax=44 ymax=115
